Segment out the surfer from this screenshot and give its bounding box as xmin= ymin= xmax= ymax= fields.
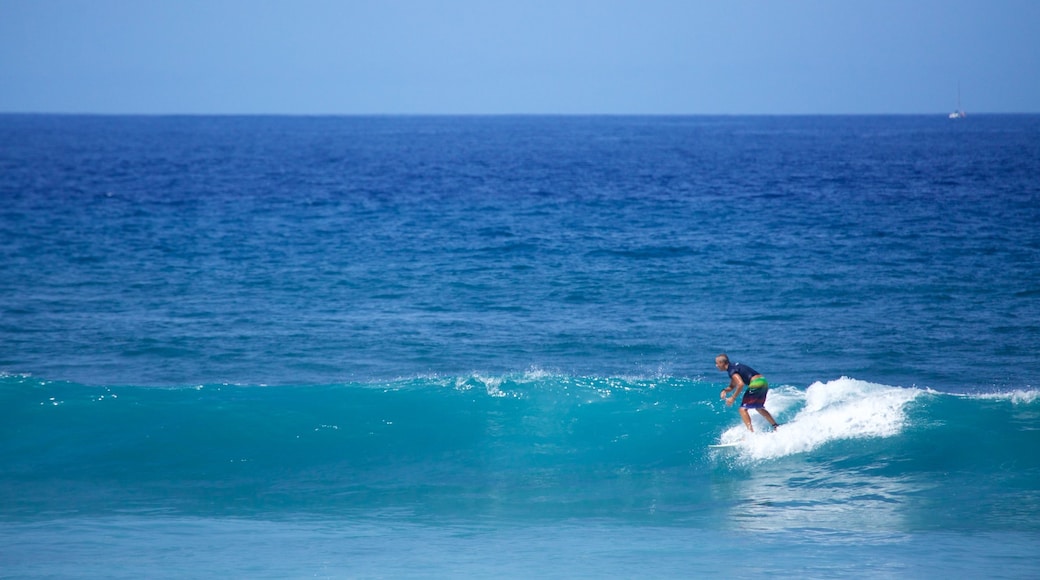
xmin=715 ymin=354 xmax=780 ymax=432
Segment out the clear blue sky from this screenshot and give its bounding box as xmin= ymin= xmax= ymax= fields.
xmin=1 ymin=0 xmax=1037 ymax=114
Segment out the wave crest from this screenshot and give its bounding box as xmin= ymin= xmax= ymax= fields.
xmin=719 ymin=377 xmax=923 ymax=461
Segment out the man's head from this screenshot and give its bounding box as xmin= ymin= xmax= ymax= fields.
xmin=715 ymin=354 xmax=730 ymax=371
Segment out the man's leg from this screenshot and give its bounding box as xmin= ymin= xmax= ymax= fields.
xmin=738 ymin=407 xmax=753 ymax=431
xmin=756 ymin=408 xmax=779 ymax=429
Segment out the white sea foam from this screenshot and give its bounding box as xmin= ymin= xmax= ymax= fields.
xmin=521 ymin=367 xmax=554 ymax=381
xmin=719 ymin=377 xmax=922 ymax=461
xmin=470 ymin=374 xmax=507 ymax=398
xmin=973 ymin=389 xmax=1039 ymax=405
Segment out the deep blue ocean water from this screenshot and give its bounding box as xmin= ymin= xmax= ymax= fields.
xmin=2 ymin=114 xmax=1039 ymax=578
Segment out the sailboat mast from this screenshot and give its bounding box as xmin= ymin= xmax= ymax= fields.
xmin=949 ymin=82 xmax=965 ymax=119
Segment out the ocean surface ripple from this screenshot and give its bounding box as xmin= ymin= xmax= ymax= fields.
xmin=2 ymin=115 xmax=1039 ymax=577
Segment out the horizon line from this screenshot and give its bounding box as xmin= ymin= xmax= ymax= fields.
xmin=1 ymin=111 xmax=1033 ymax=118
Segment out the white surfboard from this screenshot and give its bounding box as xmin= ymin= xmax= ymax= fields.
xmin=708 ymin=441 xmax=743 ymax=449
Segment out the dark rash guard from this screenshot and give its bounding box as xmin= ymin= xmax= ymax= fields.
xmin=727 ymin=362 xmax=759 ymax=385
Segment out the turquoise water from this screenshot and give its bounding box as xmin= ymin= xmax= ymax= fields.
xmin=2 ymin=115 xmax=1039 ymax=577
xmin=3 ymin=374 xmax=1039 ymax=577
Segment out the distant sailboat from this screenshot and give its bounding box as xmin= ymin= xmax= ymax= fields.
xmin=949 ymin=84 xmax=966 ymax=119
